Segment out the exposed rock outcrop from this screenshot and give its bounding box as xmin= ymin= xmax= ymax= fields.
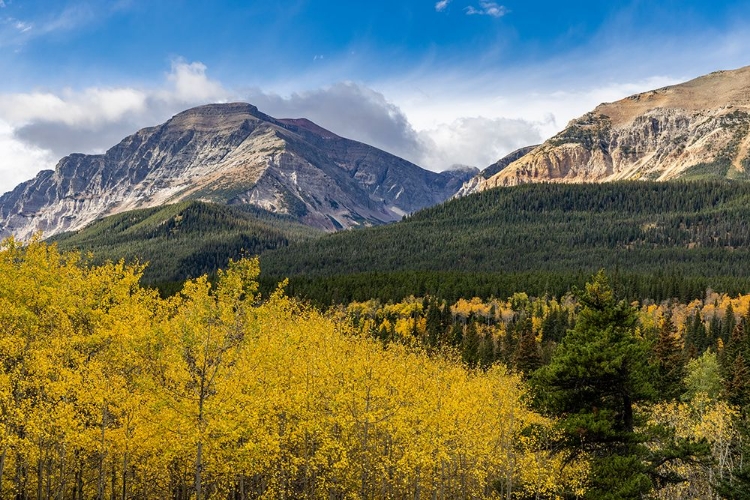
xmin=0 ymin=103 xmax=476 ymax=239
xmin=455 ymin=145 xmax=538 ymax=197
xmin=467 ymin=65 xmax=750 ymax=194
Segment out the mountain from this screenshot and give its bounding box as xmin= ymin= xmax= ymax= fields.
xmin=49 ymin=200 xmax=321 ymax=288
xmin=0 ymin=103 xmax=476 ymax=240
xmin=259 ymin=181 xmax=750 ymax=304
xmin=454 ymin=145 xmax=538 ymax=197
xmin=462 ymin=65 xmax=750 ymax=195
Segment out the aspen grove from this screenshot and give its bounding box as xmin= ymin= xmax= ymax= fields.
xmin=0 ymin=239 xmax=587 ymax=499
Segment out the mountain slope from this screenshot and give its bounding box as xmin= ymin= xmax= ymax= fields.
xmin=49 ymin=201 xmax=321 ymax=286
xmin=0 ymin=103 xmax=475 ymax=239
xmin=259 ymin=181 xmax=750 ymax=303
xmin=455 ymin=145 xmax=538 ymax=197
xmin=463 ymin=66 xmax=750 ymax=194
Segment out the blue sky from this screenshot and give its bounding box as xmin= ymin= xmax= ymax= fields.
xmin=1 ymin=0 xmax=749 ymax=194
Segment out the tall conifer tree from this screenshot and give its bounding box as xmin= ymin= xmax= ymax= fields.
xmin=533 ymin=271 xmax=701 ymax=498
xmin=653 ymin=310 xmax=685 ymax=401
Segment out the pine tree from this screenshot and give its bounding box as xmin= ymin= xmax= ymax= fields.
xmin=723 ymin=302 xmax=737 ymax=346
xmin=501 ymin=319 xmax=520 ymax=365
xmin=722 ymin=320 xmax=747 ymax=378
xmin=478 ymin=332 xmax=496 ymax=370
xmin=541 ymin=306 xmax=569 ymax=343
xmin=441 ymin=299 xmax=453 ymax=331
xmin=462 ymin=320 xmax=480 ymax=368
xmin=448 ymin=321 xmax=463 ymax=348
xmin=709 ymin=313 xmax=722 ymax=351
xmin=514 ymin=319 xmax=542 ymax=376
xmin=685 ymin=312 xmax=708 ymax=355
xmin=488 ymin=304 xmax=497 ymax=325
xmin=425 ymin=299 xmax=443 ymax=347
xmin=652 ymin=310 xmax=685 ymax=400
xmin=743 ymin=308 xmax=750 ymax=355
xmin=532 ymin=271 xmax=687 ymax=499
xmin=725 ymin=353 xmax=750 ymax=408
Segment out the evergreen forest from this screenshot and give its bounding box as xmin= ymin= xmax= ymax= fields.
xmin=53 ymin=181 xmax=750 ymax=305
xmin=50 ymin=201 xmax=321 ymax=290
xmin=261 ymin=181 xmax=750 ymax=305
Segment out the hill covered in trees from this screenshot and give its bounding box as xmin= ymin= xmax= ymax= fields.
xmin=47 ymin=181 xmax=750 ymax=304
xmin=7 ymin=239 xmax=750 ymax=498
xmin=50 ymin=201 xmax=322 ymax=289
xmin=260 ymin=181 xmax=750 ymax=304
xmin=0 ymin=239 xmax=589 ymax=499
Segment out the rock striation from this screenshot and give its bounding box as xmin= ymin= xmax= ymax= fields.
xmin=454 ymin=145 xmax=538 ymax=197
xmin=0 ymin=103 xmax=476 ymax=240
xmin=461 ymin=65 xmax=750 ymax=195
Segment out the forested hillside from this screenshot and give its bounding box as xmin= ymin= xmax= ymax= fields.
xmin=48 ymin=181 xmax=750 ymax=305
xmin=0 ymin=239 xmax=589 ymax=499
xmin=261 ymin=181 xmax=750 ymax=304
xmin=337 ymin=273 xmax=750 ymax=498
xmin=7 ymin=240 xmax=750 ymax=498
xmin=50 ymin=201 xmax=321 ymax=288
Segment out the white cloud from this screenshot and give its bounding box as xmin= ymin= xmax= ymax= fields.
xmin=465 ymin=1 xmax=508 ymax=17
xmin=0 ymin=88 xmax=148 ymax=127
xmin=0 ymin=2 xmax=134 ymax=48
xmin=246 ymin=82 xmax=425 ymax=165
xmin=435 ymin=0 xmax=450 ymax=12
xmin=3 ymin=59 xmax=227 ymax=131
xmin=0 ymin=120 xmax=56 ymax=195
xmin=243 ymin=83 xmax=549 ymax=171
xmin=38 ymin=4 xmax=96 ymax=35
xmin=0 ymin=60 xmax=232 ymax=194
xmin=162 ymin=60 xmax=228 ymax=103
xmin=14 ymin=20 xmax=30 ymax=32
xmin=418 ymin=116 xmax=542 ymax=170
xmin=383 ymin=68 xmax=681 ymax=143
xmin=0 ymin=60 xmax=229 ymax=140
xmin=246 ymin=81 xmax=545 ymax=171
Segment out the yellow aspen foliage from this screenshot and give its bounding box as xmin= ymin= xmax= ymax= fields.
xmin=452 ymin=297 xmax=492 ymax=321
xmin=0 ymin=239 xmax=585 ymax=499
xmin=649 ymin=394 xmax=739 ymax=499
xmin=531 ymin=316 xmax=543 ymax=339
xmin=686 ymin=298 xmax=704 ymax=316
xmin=638 ymin=304 xmax=660 ymax=333
xmin=382 ymin=295 xmax=423 ymax=318
xmin=737 ymin=294 xmax=750 ymax=316
xmin=345 ymin=299 xmax=380 ymax=324
xmin=0 ymin=237 xmax=161 ymax=499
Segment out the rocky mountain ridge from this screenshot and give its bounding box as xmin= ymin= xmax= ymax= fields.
xmin=461 ymin=65 xmax=750 ymax=195
xmin=0 ymin=103 xmax=476 ymax=240
xmin=454 ymin=145 xmax=538 ymax=197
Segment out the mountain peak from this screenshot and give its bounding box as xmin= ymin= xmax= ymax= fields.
xmin=166 ymin=102 xmax=271 ymax=130
xmin=0 ymin=103 xmax=466 ymax=240
xmin=471 ymin=65 xmax=750 ymax=190
xmin=593 ymin=64 xmax=750 ymax=128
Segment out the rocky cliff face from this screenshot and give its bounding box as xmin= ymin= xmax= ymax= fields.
xmin=463 ymin=65 xmax=750 ymax=194
xmin=0 ymin=103 xmax=476 ymax=240
xmin=454 ymin=146 xmax=538 ymax=197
